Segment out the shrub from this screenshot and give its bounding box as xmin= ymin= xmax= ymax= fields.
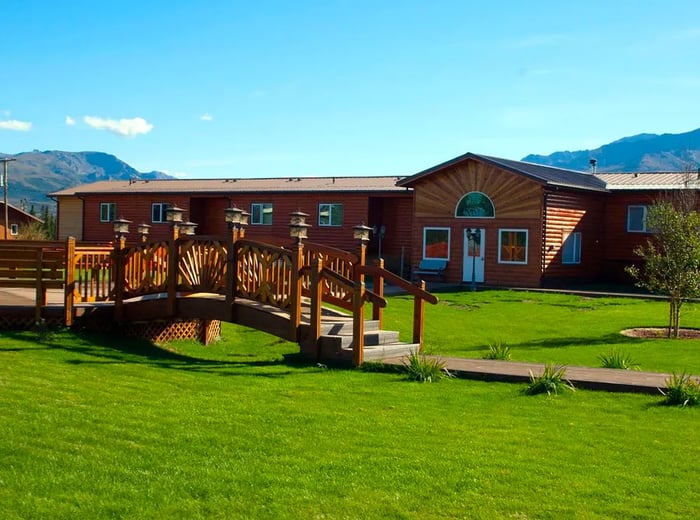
xmin=598 ymin=349 xmax=640 ymax=370
xmin=526 ymin=364 xmax=575 ymax=395
xmin=661 ymin=373 xmax=700 ymax=407
xmin=402 ymin=350 xmax=452 ymax=383
xmin=482 ymin=340 xmax=511 ymax=360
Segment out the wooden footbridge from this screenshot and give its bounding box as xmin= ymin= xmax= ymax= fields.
xmin=0 ymin=236 xmax=437 ymax=365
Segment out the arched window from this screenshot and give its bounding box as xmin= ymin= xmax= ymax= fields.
xmin=455 ymin=192 xmax=495 ymax=218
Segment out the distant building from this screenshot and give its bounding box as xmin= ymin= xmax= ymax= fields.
xmin=0 ymin=202 xmax=43 ymax=240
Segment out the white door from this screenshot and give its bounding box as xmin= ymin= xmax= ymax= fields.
xmin=463 ymin=228 xmax=485 ymax=283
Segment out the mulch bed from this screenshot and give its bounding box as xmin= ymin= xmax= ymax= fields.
xmin=621 ymin=327 xmax=700 ymax=339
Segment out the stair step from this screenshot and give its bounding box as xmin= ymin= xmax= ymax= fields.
xmin=344 ymin=342 xmax=421 ymax=361
xmin=320 ymin=319 xmax=380 ymax=336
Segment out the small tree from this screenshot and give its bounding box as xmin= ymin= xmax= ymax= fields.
xmin=626 ymin=200 xmax=700 ymax=337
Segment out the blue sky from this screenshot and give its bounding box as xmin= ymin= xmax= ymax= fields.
xmin=2 ymin=0 xmax=699 ymax=178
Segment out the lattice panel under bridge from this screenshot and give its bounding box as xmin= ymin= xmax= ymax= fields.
xmin=124 ymin=319 xmax=221 ymax=345
xmin=0 ymin=310 xmax=64 ymax=331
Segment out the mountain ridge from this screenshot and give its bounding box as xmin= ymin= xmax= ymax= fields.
xmin=523 ymin=127 xmax=700 ymax=172
xmin=0 ymin=150 xmax=171 ymax=208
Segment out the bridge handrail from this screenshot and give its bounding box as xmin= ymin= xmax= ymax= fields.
xmin=357 ymin=265 xmax=439 ymax=304
xmin=303 ymin=241 xmax=359 ymax=263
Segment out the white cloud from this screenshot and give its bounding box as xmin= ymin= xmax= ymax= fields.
xmin=65 ymin=116 xmax=76 ymax=126
xmin=83 ymin=116 xmax=153 ymax=137
xmin=0 ymin=119 xmax=32 ymax=132
xmin=200 ymin=113 xmax=213 ymax=121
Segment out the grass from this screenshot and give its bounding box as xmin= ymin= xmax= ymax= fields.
xmin=662 ymin=373 xmax=700 ymax=407
xmin=384 ymin=289 xmax=700 ymax=374
xmin=598 ymin=349 xmax=640 ymax=370
xmin=1 ymin=325 xmax=698 ymax=519
xmin=1 ymin=289 xmax=700 ymax=517
xmin=402 ymin=350 xmax=451 ymax=382
xmin=482 ymin=339 xmax=512 ymax=360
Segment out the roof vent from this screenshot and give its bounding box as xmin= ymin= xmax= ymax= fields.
xmin=589 ymin=158 xmax=597 ymax=174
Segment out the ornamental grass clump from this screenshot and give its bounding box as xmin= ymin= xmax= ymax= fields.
xmin=598 ymin=349 xmax=640 ymax=370
xmin=661 ymin=372 xmax=700 ymax=407
xmin=526 ymin=363 xmax=575 ymax=395
xmin=482 ymin=340 xmax=511 ymax=360
xmin=402 ymin=350 xmax=452 ymax=383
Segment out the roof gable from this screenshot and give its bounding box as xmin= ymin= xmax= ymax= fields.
xmin=398 ymin=152 xmax=609 ymax=192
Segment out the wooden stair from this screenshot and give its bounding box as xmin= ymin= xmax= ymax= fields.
xmin=301 ymin=317 xmax=419 ymax=363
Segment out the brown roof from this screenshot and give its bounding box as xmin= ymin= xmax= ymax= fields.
xmin=50 ymin=176 xmax=410 ymax=197
xmin=0 ymin=202 xmax=43 ymax=223
xmin=398 ymin=153 xmax=609 ymax=192
xmin=595 ymin=172 xmax=700 ymax=190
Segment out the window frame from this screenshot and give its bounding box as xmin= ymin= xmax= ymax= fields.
xmin=498 ymin=228 xmax=528 ymax=265
xmin=9 ymin=223 xmax=19 ymax=236
xmin=251 ymin=202 xmax=274 ymax=225
xmin=99 ymin=202 xmax=116 ymax=223
xmin=422 ymin=227 xmax=451 ymax=261
xmin=627 ymin=205 xmax=648 ymax=233
xmin=561 ymin=231 xmax=582 ymax=265
xmin=455 ymin=191 xmax=496 ymax=219
xmin=318 ymin=203 xmax=343 ymax=227
xmin=151 ymin=202 xmax=169 ymax=223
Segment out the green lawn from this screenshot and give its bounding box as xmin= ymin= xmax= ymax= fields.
xmin=1 ymin=317 xmax=698 ymax=519
xmin=384 ymin=289 xmax=700 ymax=374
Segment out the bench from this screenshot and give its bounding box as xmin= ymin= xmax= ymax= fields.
xmin=413 ymin=259 xmax=447 ymax=282
xmin=0 ymin=245 xmax=66 ymax=322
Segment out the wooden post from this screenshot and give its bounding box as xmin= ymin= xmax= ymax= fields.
xmin=34 ymin=247 xmax=43 ymax=323
xmin=113 ymin=237 xmax=126 ymax=323
xmin=308 ymin=257 xmax=323 ymax=359
xmin=355 ymin=242 xmax=366 ymax=283
xmin=289 ymin=241 xmax=304 ymax=341
xmin=64 ymin=237 xmax=76 ymax=327
xmin=372 ymin=258 xmax=384 ymax=327
xmin=167 ymin=234 xmax=179 ymax=317
xmin=225 ymin=235 xmax=236 ymax=322
xmin=412 ymin=280 xmax=426 ymax=351
xmin=352 ymin=280 xmax=365 ymax=367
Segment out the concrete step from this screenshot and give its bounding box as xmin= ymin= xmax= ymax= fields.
xmin=320 ymin=319 xmax=380 ymax=336
xmin=345 ymin=342 xmax=420 ymax=361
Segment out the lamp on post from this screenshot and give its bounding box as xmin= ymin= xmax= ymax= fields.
xmin=466 ymin=228 xmax=478 ymax=292
xmin=224 ymin=205 xmax=249 ymax=241
xmin=165 ymin=205 xmax=184 ymax=239
xmin=137 ymin=223 xmax=151 ymax=243
xmin=179 ymin=221 xmax=198 ymax=236
xmin=113 ymin=217 xmax=131 ymax=241
xmin=353 ymin=223 xmax=372 ymax=280
xmin=289 ymin=210 xmax=310 ymax=244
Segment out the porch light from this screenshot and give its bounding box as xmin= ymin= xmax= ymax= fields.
xmin=137 ymin=223 xmax=151 ymax=236
xmin=179 ymin=221 xmax=198 ymax=236
xmin=113 ymin=217 xmax=131 ymax=238
xmin=240 ymin=210 xmax=250 ymax=226
xmin=224 ymin=205 xmax=244 ymax=226
xmin=289 ymin=210 xmax=310 ymax=242
xmin=353 ymin=223 xmax=373 ymax=243
xmin=165 ymin=205 xmax=184 ymax=224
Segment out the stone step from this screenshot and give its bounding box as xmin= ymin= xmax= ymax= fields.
xmin=344 ymin=342 xmax=420 ymax=362
xmin=320 ymin=319 xmax=380 ymax=336
xmin=318 ymin=329 xmax=401 ymax=351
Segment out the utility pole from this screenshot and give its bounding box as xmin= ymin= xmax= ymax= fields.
xmin=1 ymin=158 xmax=16 ymax=240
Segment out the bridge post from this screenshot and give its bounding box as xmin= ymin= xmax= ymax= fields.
xmin=372 ymin=258 xmax=384 ymax=327
xmin=289 ymin=241 xmax=304 ymax=342
xmin=307 ymin=257 xmax=323 ymax=359
xmin=412 ymin=280 xmax=426 ymax=351
xmin=352 ymin=280 xmax=365 ymax=366
xmin=167 ymin=236 xmax=179 ymax=317
xmin=64 ymin=237 xmax=76 ymax=327
xmin=225 ymin=235 xmax=237 ymax=322
xmin=113 ymin=237 xmax=126 ymax=323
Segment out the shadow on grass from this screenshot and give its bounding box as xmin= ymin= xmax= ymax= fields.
xmin=451 ymin=333 xmax=639 ymax=354
xmin=0 ymin=328 xmax=314 ymax=377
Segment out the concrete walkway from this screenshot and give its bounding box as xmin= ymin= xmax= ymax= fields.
xmin=382 ymin=355 xmax=679 ymax=394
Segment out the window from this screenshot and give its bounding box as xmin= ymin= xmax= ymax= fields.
xmin=99 ymin=202 xmax=116 ymax=222
xmin=151 ymin=202 xmax=169 ymax=223
xmin=423 ymin=227 xmax=450 ymax=260
xmin=10 ymin=223 xmax=19 ymax=236
xmin=627 ymin=205 xmax=648 ymax=232
xmin=455 ymin=191 xmax=495 ymax=218
xmin=318 ymin=203 xmax=343 ymax=226
xmin=498 ymin=229 xmax=528 ymax=264
xmin=251 ymin=203 xmax=273 ymax=225
xmin=562 ymin=232 xmax=581 ymax=265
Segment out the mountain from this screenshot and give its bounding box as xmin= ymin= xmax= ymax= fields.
xmin=522 ymin=127 xmax=700 ymax=172
xmin=0 ymin=150 xmax=171 ymax=209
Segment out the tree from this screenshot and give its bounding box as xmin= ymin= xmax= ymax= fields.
xmin=626 ymin=199 xmax=700 ymax=337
